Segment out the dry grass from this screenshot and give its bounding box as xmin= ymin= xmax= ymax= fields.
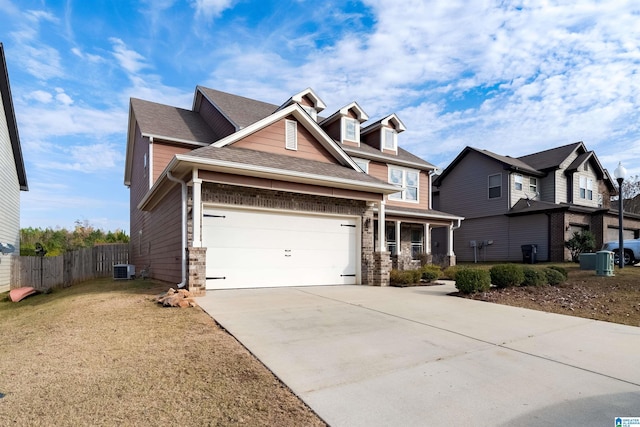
xmin=461 ymin=263 xmax=640 ymax=327
xmin=0 ymin=278 xmax=326 ymax=426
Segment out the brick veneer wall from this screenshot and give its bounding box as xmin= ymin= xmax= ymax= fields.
xmin=193 ymin=182 xmax=386 ymax=285
xmin=187 ymin=247 xmax=206 ymax=296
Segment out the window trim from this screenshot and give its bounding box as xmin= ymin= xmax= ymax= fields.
xmin=388 ymin=165 xmax=419 ymax=203
xmin=579 ymin=176 xmax=593 ymax=200
xmin=285 ymin=119 xmax=297 ymax=150
xmin=514 ymin=174 xmax=523 ymax=191
xmin=488 ymin=173 xmax=502 ymax=199
xmin=342 ymin=117 xmax=359 ymax=143
xmin=352 ymin=157 xmax=370 ymax=173
xmin=382 ymin=127 xmax=397 ymax=152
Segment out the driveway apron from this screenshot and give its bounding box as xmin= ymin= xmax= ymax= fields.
xmin=198 ymin=283 xmax=640 ymax=426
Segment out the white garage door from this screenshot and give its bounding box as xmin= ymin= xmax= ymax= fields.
xmin=202 ymin=207 xmax=359 ymax=289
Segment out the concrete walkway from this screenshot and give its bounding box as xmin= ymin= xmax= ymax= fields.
xmin=198 ymin=283 xmax=640 ymax=426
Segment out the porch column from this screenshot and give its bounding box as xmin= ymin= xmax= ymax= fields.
xmin=378 ymin=201 xmax=386 ymax=252
xmin=395 ymin=221 xmax=401 ymax=255
xmin=424 ymin=223 xmax=431 ymax=255
xmin=192 ymin=176 xmax=202 ymax=247
xmin=447 ymin=223 xmax=455 ymax=256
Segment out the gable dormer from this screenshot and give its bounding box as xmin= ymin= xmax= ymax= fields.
xmin=276 ymin=88 xmax=326 ymax=121
xmin=361 ymin=113 xmax=406 ymax=155
xmin=319 ymin=102 xmax=368 ymax=147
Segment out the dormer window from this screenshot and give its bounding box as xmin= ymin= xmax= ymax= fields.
xmin=383 ymin=128 xmax=397 ymax=151
xmin=301 ymin=105 xmax=317 ymax=121
xmin=343 ymin=117 xmax=359 ymax=143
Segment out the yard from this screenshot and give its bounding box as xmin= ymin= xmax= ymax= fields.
xmin=0 ymin=278 xmax=326 ymax=426
xmin=1 ymin=265 xmax=637 ymax=425
xmin=459 ymin=263 xmax=640 ymax=327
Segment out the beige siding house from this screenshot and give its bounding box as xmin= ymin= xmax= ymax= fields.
xmin=0 ymin=43 xmax=28 ymax=292
xmin=124 ymin=87 xmax=462 ymax=294
xmin=434 ymin=143 xmax=640 ymax=263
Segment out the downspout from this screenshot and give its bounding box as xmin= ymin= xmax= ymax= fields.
xmin=166 ymin=171 xmax=187 ymax=288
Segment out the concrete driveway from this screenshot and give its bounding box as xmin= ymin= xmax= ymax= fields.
xmin=198 ymin=282 xmax=640 ymax=426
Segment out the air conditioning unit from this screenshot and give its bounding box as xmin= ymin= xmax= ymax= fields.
xmin=113 ymin=264 xmax=135 ymax=280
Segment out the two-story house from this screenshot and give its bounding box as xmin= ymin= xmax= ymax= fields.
xmin=0 ymin=43 xmax=28 ymax=293
xmin=433 ymin=142 xmax=640 ymax=263
xmin=124 ymin=87 xmax=463 ymax=294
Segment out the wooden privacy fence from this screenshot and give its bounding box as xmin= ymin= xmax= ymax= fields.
xmin=10 ymin=244 xmax=130 ymax=290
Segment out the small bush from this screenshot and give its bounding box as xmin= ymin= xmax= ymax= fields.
xmin=564 ymin=230 xmax=596 ymax=262
xmin=543 ymin=268 xmax=566 ymax=286
xmin=547 ymin=265 xmax=568 ymax=280
xmin=421 ymin=265 xmax=441 ymax=282
xmin=521 ymin=267 xmax=547 ymax=287
xmin=442 ymin=266 xmax=459 ymax=280
xmin=455 ymin=268 xmax=491 ymax=294
xmin=389 ymin=269 xmax=421 ymax=286
xmin=490 ymin=264 xmax=525 ymax=288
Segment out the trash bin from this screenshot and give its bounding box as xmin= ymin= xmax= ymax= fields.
xmin=521 ymin=244 xmax=537 ymax=264
xmin=596 ymin=250 xmax=614 ymax=277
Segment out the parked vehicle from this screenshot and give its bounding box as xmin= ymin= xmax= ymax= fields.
xmin=601 ymin=239 xmax=640 ymax=265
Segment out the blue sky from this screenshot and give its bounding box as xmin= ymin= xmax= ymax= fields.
xmin=1 ymin=0 xmax=639 ymax=232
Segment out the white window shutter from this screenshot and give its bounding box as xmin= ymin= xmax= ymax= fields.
xmin=285 ymin=119 xmax=297 ymax=150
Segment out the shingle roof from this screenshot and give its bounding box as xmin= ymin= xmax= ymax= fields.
xmin=131 ymin=98 xmax=217 ymax=143
xmin=0 ymin=43 xmax=27 ymax=191
xmin=517 ymin=142 xmax=584 ymax=171
xmin=474 ymin=148 xmax=541 ymax=175
xmin=344 ymin=144 xmax=435 ymax=169
xmin=186 ymin=145 xmax=388 ymax=185
xmin=197 ymin=86 xmax=278 ymax=129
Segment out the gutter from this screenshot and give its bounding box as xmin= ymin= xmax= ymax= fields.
xmin=166 ymin=171 xmax=187 ymax=288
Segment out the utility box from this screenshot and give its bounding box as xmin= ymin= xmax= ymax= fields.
xmin=114 ymin=264 xmax=136 ymax=280
xmin=579 ymin=253 xmax=596 ymax=270
xmin=595 ymin=251 xmax=614 ymax=277
xmin=521 ymin=244 xmax=537 ymax=264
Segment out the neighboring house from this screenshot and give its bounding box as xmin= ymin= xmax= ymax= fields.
xmin=124 ymin=87 xmax=462 ymax=293
xmin=433 ymin=142 xmax=640 ymax=263
xmin=0 ymin=43 xmax=28 ymax=293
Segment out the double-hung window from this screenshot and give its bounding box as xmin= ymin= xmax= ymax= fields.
xmin=353 ymin=158 xmax=369 ymax=173
xmin=580 ymin=176 xmax=593 ymax=200
xmin=529 ymin=177 xmax=538 ymax=193
xmin=488 ymin=174 xmax=502 ymax=199
xmin=389 ymin=167 xmax=419 ymax=202
xmin=383 ymin=128 xmax=397 ymax=151
xmin=342 ymin=117 xmax=359 ymax=143
xmin=514 ymin=174 xmax=523 ymax=191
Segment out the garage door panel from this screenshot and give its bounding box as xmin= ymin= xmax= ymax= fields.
xmin=203 ymin=207 xmax=358 ymax=289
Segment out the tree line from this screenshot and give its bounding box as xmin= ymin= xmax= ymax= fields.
xmin=20 ymin=220 xmax=129 ymax=256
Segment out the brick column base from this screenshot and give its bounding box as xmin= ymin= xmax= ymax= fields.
xmin=444 ymin=254 xmax=456 ymax=267
xmin=372 ymin=251 xmax=392 ymax=286
xmin=187 ymin=247 xmax=207 ymax=296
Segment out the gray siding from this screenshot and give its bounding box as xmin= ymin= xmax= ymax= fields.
xmin=507 ymin=214 xmax=549 ymax=262
xmin=453 ymin=216 xmax=510 ymax=262
xmin=510 ymin=173 xmax=541 ymax=207
xmin=0 ymin=92 xmax=20 ymax=292
xmin=437 ymin=151 xmax=510 ymax=219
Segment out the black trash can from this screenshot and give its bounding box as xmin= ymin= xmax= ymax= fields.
xmin=521 ymin=244 xmax=537 ymax=264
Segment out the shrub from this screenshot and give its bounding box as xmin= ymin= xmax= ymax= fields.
xmin=455 ymin=268 xmax=491 ymax=294
xmin=543 ymin=268 xmax=566 ymax=286
xmin=521 ymin=267 xmax=547 ymax=287
xmin=442 ymin=266 xmax=459 ymax=280
xmin=421 ymin=265 xmax=441 ymax=282
xmin=564 ymin=230 xmax=596 ymax=262
xmin=546 ymin=265 xmax=568 ymax=280
xmin=490 ymin=264 xmax=525 ymax=288
xmin=389 ymin=269 xmax=421 ymax=286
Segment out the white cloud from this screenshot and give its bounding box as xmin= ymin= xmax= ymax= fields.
xmin=191 ymin=0 xmax=234 ymax=19
xmin=54 ymin=88 xmax=73 ymax=106
xmin=109 ymin=37 xmax=149 ymax=74
xmin=27 ymin=90 xmax=53 ymax=103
